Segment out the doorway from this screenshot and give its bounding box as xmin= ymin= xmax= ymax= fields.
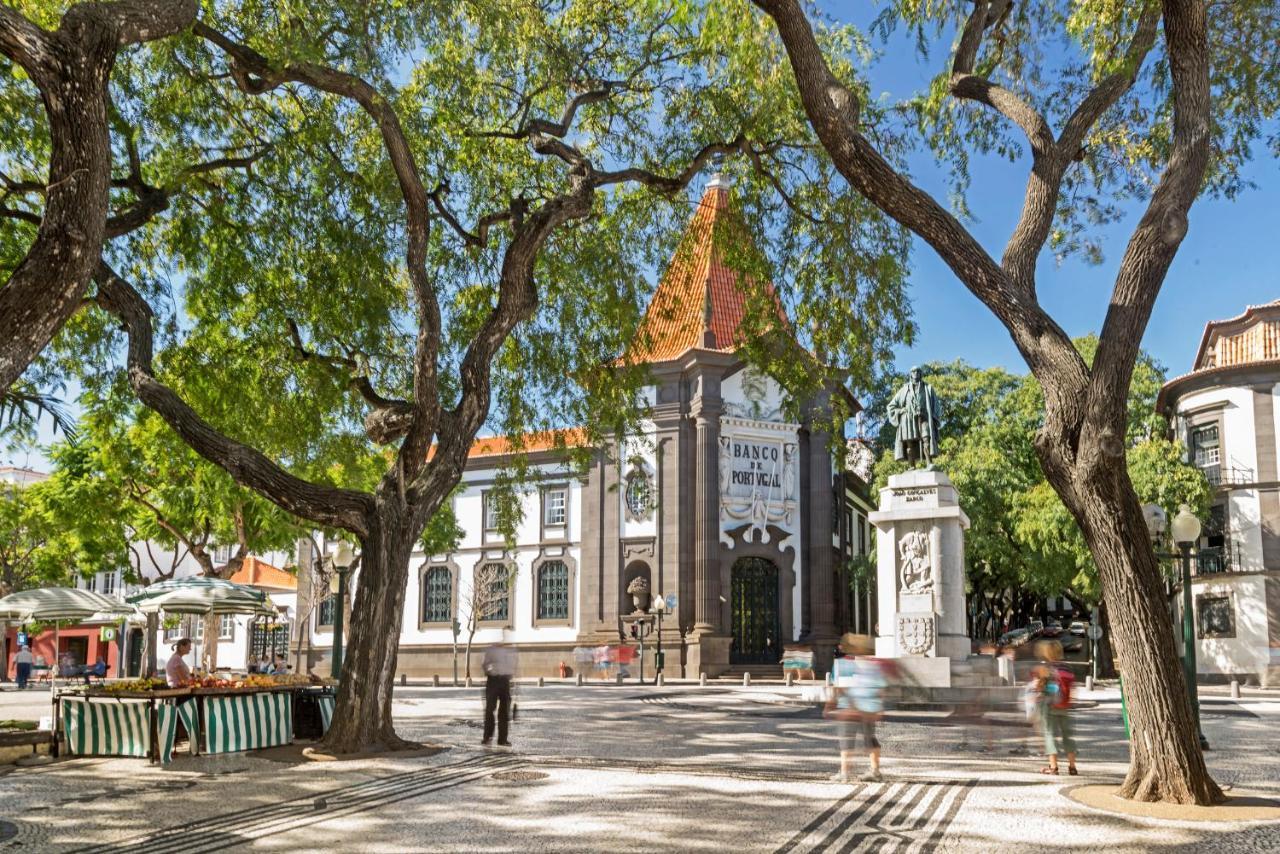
xmin=729 ymin=557 xmax=780 ymax=665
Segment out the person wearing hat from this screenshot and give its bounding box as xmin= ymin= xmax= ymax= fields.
xmin=166 ymin=638 xmax=193 ymax=688
xmin=825 ymin=633 xmax=887 ymax=783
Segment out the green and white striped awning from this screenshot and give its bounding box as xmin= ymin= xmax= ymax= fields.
xmin=203 ymin=692 xmax=293 ymax=753
xmin=127 ymin=577 xmax=277 ymax=617
xmin=0 ymin=587 xmax=134 ymax=623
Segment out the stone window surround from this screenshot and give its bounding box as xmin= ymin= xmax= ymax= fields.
xmin=314 ymin=593 xmax=337 ymax=633
xmin=481 ymin=489 xmax=502 ymax=544
xmin=623 ymin=465 xmax=654 ymax=522
xmin=473 ymin=557 xmax=517 ymax=628
xmin=531 ymin=550 xmax=577 ymax=628
xmin=418 ymin=558 xmax=461 ymax=630
xmin=540 ymin=483 xmax=570 ymax=541
xmin=1180 ymin=402 xmax=1228 ymax=483
xmin=1195 ymin=589 xmax=1236 ymax=639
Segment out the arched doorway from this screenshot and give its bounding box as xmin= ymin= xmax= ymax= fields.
xmin=730 ymin=557 xmax=780 ymax=664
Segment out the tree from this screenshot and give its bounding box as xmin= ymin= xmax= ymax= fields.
xmin=0 ymin=0 xmax=199 ymax=392
xmin=461 ymin=562 xmax=517 ymax=682
xmin=60 ymin=1 xmax=912 ymax=754
xmin=747 ymin=0 xmax=1277 ymax=802
xmin=866 ymin=346 xmax=1211 ymax=638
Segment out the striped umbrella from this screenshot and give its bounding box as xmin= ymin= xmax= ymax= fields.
xmin=126 ymin=577 xmax=276 ymax=617
xmin=0 ymin=587 xmax=135 ymax=703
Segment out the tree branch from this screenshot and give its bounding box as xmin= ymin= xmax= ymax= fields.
xmin=94 ymin=261 xmax=374 ymax=536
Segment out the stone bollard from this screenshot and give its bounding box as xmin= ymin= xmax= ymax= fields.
xmin=656 ymin=673 xmax=665 ymax=687
xmin=786 ymin=671 xmax=795 ymax=688
xmin=433 ymin=674 xmax=440 ymax=687
xmin=400 ymin=673 xmax=407 ymax=686
xmin=1085 ymin=675 xmax=1093 ymax=692
xmin=743 ymin=672 xmax=751 ymax=687
xmin=576 ymin=672 xmax=584 ymax=686
xmin=538 ymin=676 xmax=544 ymax=687
xmin=465 ymin=676 xmax=473 ymax=688
xmin=616 ymin=672 xmax=624 ymax=685
xmin=699 ymin=673 xmax=708 ymax=687
xmin=1231 ymin=679 xmax=1241 ymax=699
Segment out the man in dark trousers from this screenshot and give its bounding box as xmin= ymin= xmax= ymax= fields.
xmin=481 ymin=630 xmax=517 ymax=747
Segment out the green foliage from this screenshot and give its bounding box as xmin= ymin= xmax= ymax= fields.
xmin=866 ymin=337 xmax=1210 ymax=604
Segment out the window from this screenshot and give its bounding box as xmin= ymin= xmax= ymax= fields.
xmin=213 ymin=544 xmax=233 ymax=564
xmin=544 ymin=488 xmax=567 ymax=527
xmin=1191 ymin=424 xmax=1220 ymax=469
xmin=219 ymin=614 xmax=236 ymax=641
xmin=422 ymin=565 xmax=452 ymax=624
xmin=483 ymin=492 xmax=500 ymax=533
xmin=317 ymin=594 xmax=336 ymax=628
xmin=84 ymin=575 xmax=96 ymax=593
xmin=1197 ymin=595 xmax=1235 ymax=638
xmin=624 ymin=470 xmax=651 ymax=519
xmin=193 ymin=618 xmax=204 ymax=640
xmin=251 ymin=620 xmax=290 ymax=660
xmin=100 ymin=572 xmax=116 ymax=596
xmin=163 ymin=621 xmax=184 ymax=642
xmin=476 ymin=563 xmax=510 ymax=623
xmin=536 ymin=561 xmax=569 ymax=621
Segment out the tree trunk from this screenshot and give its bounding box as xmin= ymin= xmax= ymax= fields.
xmin=142 ymin=611 xmax=158 ymax=677
xmin=320 ymin=500 xmax=416 ymax=754
xmin=201 ymin=613 xmax=219 ymax=671
xmin=465 ymin=624 xmax=476 ymax=681
xmin=1044 ymin=449 xmax=1223 ymax=804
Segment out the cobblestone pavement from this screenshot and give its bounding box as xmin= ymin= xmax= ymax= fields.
xmin=0 ymin=683 xmax=1275 ymax=852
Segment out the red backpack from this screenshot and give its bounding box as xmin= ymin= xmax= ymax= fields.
xmin=1053 ymin=667 xmax=1074 ymax=709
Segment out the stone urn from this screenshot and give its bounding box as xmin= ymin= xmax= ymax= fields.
xmin=626 ymin=576 xmax=651 ymax=615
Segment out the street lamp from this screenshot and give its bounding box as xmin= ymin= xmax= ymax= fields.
xmin=329 ymin=540 xmax=356 ymax=680
xmin=650 ymin=595 xmax=668 ymax=684
xmin=1142 ymin=502 xmax=1208 ymax=750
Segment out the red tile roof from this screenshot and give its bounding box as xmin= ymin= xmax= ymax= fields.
xmin=623 ymin=179 xmax=787 ymax=364
xmin=428 ymin=427 xmax=588 ymax=462
xmin=228 ymin=556 xmax=296 ymax=591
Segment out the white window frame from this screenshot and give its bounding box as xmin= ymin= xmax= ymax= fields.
xmin=544 ymin=487 xmax=567 ymax=527
xmin=218 ymin=614 xmax=236 ymax=641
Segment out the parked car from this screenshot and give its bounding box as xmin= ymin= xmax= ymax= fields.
xmin=999 ymin=628 xmax=1030 ymax=646
xmin=1064 ymin=638 xmax=1084 ymax=653
xmin=1069 ymin=620 xmax=1088 ymax=637
xmin=1028 ymin=619 xmax=1044 ymax=637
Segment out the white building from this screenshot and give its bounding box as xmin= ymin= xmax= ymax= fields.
xmin=1158 ymin=300 xmax=1280 ymax=686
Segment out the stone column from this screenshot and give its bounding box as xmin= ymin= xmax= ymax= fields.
xmin=692 ymin=397 xmax=721 ymax=633
xmin=806 ymin=422 xmax=838 ymax=653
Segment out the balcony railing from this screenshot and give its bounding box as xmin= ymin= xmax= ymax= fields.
xmin=1201 ymin=465 xmax=1256 ymax=487
xmin=1192 ymin=545 xmax=1237 ymax=575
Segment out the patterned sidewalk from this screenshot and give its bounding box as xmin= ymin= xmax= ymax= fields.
xmin=0 ymin=684 xmax=1275 ymax=852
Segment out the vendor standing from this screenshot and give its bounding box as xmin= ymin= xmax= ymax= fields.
xmin=166 ymin=638 xmax=192 ymax=688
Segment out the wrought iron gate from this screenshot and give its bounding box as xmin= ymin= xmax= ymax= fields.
xmin=730 ymin=557 xmax=780 ymax=664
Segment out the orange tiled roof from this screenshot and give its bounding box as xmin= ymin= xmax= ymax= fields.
xmin=428 ymin=427 xmax=588 ymax=461
xmin=1192 ymin=299 xmax=1280 ymax=370
xmin=228 ymin=556 xmax=296 ymax=591
xmin=624 ymin=178 xmax=787 ymax=364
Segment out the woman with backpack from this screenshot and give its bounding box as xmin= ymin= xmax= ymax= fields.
xmin=1033 ymin=640 xmax=1078 ymax=775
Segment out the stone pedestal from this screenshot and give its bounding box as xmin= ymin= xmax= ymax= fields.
xmin=868 ymin=470 xmax=971 ymax=685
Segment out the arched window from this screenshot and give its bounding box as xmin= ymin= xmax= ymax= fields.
xmin=422 ymin=565 xmax=452 ymax=624
xmin=537 ymin=560 xmax=569 ymax=621
xmin=476 ymin=562 xmax=511 ymax=623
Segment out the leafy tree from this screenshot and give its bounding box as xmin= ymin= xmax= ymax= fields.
xmin=24 ymin=0 xmax=913 ymax=755
xmin=748 ymin=0 xmax=1277 ymax=804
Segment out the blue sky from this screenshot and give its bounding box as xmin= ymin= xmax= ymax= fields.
xmin=820 ymin=2 xmax=1277 ymax=378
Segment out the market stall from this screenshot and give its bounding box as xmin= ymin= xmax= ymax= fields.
xmin=55 ymin=676 xmax=336 ymax=764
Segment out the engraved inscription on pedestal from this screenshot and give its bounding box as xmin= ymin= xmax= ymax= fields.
xmin=897 ymin=614 xmax=935 ymax=656
xmin=899 ymin=592 xmax=933 ymax=613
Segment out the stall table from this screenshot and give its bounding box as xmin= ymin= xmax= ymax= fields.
xmin=54 ymin=684 xmax=335 ymax=764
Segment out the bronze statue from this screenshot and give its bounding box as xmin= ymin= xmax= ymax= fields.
xmin=887 ymin=366 xmax=942 ymax=466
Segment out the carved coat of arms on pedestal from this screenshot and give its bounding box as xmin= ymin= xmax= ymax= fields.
xmin=897 ymin=614 xmax=935 ymax=656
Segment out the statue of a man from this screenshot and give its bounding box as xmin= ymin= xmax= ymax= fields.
xmin=886 ymin=366 xmax=942 ymax=466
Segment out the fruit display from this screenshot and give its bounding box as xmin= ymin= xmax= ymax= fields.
xmin=102 ymin=677 xmax=170 ymax=693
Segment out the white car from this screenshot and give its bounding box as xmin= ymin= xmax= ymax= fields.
xmin=1069 ymin=621 xmax=1088 ymax=636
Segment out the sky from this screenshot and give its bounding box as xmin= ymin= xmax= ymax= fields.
xmin=822 ymin=2 xmax=1277 ymax=379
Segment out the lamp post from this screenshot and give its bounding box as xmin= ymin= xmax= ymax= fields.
xmin=329 ymin=541 xmax=356 ymax=680
xmin=1142 ymin=502 xmax=1208 ymax=750
xmin=650 ymin=596 xmax=668 ymax=684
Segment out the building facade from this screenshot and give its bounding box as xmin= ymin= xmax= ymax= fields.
xmin=298 ymin=178 xmax=876 ymax=679
xmin=1158 ymin=300 xmax=1280 ymax=685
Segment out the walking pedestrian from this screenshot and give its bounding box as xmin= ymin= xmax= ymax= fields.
xmin=14 ymin=645 xmax=33 ymax=689
xmin=481 ymin=629 xmax=517 ymax=748
xmin=1034 ymin=640 xmax=1078 ymax=775
xmin=825 ymin=633 xmax=887 ymax=783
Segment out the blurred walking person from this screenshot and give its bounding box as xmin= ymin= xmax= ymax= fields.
xmin=482 ymin=629 xmax=517 ymax=747
xmin=14 ymin=645 xmax=33 ymax=689
xmin=1034 ymin=640 xmax=1078 ymax=775
xmin=825 ymin=633 xmax=887 ymax=783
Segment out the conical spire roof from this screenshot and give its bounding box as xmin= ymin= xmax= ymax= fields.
xmin=624 ymin=176 xmax=786 ymax=364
